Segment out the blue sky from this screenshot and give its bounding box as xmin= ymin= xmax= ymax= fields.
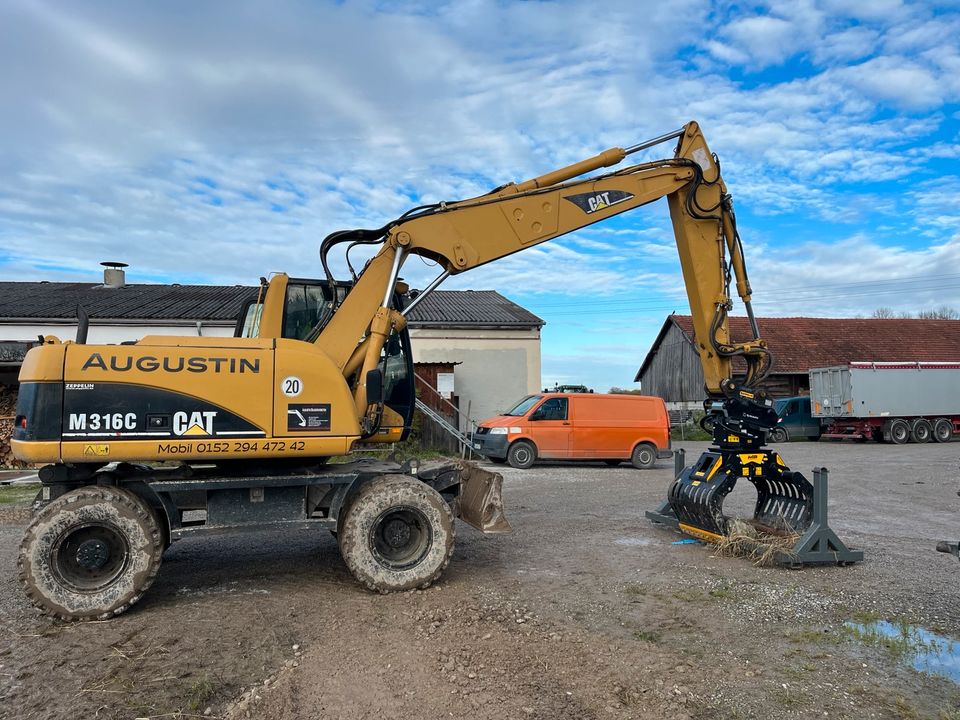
xmin=1 ymin=0 xmax=959 ymax=392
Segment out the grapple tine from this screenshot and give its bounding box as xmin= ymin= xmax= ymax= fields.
xmin=667 ymin=449 xmax=814 ymax=541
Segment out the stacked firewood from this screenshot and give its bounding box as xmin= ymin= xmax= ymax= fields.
xmin=0 ymin=384 xmax=25 ymax=468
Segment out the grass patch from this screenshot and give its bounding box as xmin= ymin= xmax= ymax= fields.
xmin=633 ymin=629 xmax=660 ymax=643
xmin=715 ymin=519 xmax=799 ymax=566
xmin=187 ymin=674 xmax=215 ymax=712
xmin=0 ymin=482 xmax=39 ymax=506
xmin=623 ymin=583 xmax=648 ymax=597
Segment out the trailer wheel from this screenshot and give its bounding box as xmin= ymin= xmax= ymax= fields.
xmin=507 ymin=441 xmax=537 ymax=469
xmin=933 ymin=418 xmax=953 ymax=443
xmin=18 ymin=486 xmax=163 ymax=621
xmin=769 ymin=427 xmax=788 ymax=443
xmin=910 ymin=418 xmax=932 ymax=444
xmin=338 ymin=475 xmax=454 ymax=593
xmin=631 ymin=443 xmax=657 ymax=470
xmin=888 ymin=419 xmax=910 ymax=445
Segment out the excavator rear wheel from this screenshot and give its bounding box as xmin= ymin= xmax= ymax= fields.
xmin=338 ymin=475 xmax=454 ymax=593
xmin=18 ymin=485 xmax=163 ymax=621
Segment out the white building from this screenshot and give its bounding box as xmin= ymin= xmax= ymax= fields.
xmin=0 ymin=266 xmax=543 ymax=431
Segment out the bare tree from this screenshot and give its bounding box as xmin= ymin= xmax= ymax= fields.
xmin=872 ymin=307 xmax=896 ymax=318
xmin=917 ymin=306 xmax=959 ymax=320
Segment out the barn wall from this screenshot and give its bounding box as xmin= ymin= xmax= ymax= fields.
xmin=639 ymin=322 xmax=808 ymax=402
xmin=639 ymin=323 xmax=704 ymax=402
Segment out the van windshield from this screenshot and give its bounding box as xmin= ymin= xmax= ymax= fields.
xmin=505 ymin=395 xmax=543 ymax=416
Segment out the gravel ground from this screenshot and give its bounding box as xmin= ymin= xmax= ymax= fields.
xmin=0 ymin=439 xmax=957 ymax=719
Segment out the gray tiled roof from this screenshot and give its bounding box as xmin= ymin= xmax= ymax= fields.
xmin=407 ymin=290 xmax=543 ymax=328
xmin=0 ymin=282 xmax=257 ymax=321
xmin=0 ymin=282 xmax=543 ymax=328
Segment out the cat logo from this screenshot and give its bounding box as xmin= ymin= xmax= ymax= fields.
xmin=563 ymin=189 xmax=634 ymax=215
xmin=173 ymin=411 xmax=217 ymax=437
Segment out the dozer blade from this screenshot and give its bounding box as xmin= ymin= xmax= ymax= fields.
xmin=455 ymin=461 xmax=512 ymax=534
xmin=668 ymin=449 xmax=813 ymax=541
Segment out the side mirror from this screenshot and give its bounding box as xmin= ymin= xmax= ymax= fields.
xmin=365 ymin=369 xmax=384 ymax=406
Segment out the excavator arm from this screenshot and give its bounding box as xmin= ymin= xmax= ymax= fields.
xmin=311 ymin=120 xmax=813 ymax=542
xmin=317 ymin=122 xmax=768 ymax=409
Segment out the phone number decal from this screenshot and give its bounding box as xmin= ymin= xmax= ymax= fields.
xmin=157 ymin=440 xmax=307 ymax=454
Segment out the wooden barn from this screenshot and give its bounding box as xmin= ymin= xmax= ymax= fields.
xmin=636 ymin=314 xmax=960 ymax=405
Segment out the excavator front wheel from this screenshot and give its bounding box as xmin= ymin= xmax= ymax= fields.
xmin=338 ymin=475 xmax=454 ymax=593
xmin=19 ymin=486 xmax=164 ymax=621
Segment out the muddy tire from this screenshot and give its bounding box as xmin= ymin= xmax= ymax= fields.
xmin=934 ymin=418 xmax=953 ymax=443
xmin=18 ymin=486 xmax=163 ymax=621
xmin=507 ymin=441 xmax=537 ymax=469
xmin=769 ymin=427 xmax=788 ymax=444
xmin=338 ymin=475 xmax=454 ymax=593
xmin=631 ymin=443 xmax=657 ymax=470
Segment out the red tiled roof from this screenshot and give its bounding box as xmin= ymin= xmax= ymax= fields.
xmin=668 ymin=315 xmax=960 ymax=374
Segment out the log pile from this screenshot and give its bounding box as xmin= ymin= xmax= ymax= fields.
xmin=0 ymin=384 xmax=26 ymax=468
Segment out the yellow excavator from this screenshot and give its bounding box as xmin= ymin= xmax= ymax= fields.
xmin=14 ymin=121 xmax=818 ymax=619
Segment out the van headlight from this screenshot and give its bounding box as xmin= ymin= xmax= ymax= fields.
xmin=488 ymin=427 xmax=508 ymax=435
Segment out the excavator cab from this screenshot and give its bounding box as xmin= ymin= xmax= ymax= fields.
xmin=233 ymin=275 xmax=416 ymax=441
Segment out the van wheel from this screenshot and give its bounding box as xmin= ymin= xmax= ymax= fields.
xmin=507 ymin=441 xmax=537 ymax=469
xmin=769 ymin=427 xmax=788 ymax=443
xmin=630 ymin=443 xmax=657 ymax=470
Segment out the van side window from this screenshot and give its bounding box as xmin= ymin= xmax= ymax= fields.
xmin=537 ymin=397 xmax=568 ymax=421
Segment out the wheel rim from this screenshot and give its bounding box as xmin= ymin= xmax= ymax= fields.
xmin=892 ymin=424 xmax=908 ymax=442
xmin=638 ymin=449 xmax=653 ymax=465
xmin=51 ymin=523 xmax=129 ymax=592
xmin=369 ymin=506 xmax=433 ymax=570
xmin=513 ymin=446 xmax=532 ymax=465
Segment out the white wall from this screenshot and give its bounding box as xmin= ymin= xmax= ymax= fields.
xmin=0 ymin=321 xmax=235 ymax=345
xmin=409 ymin=327 xmax=542 ymax=425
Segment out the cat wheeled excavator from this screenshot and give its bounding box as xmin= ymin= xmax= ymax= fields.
xmin=14 ymin=121 xmax=831 ymax=620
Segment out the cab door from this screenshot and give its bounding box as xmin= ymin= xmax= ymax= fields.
xmin=526 ymin=397 xmax=572 ymax=458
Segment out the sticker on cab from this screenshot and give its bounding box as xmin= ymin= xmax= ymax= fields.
xmin=281 ymin=376 xmax=303 ymax=397
xmin=286 ymin=404 xmax=330 ymax=431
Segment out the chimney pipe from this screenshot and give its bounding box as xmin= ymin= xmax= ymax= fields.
xmin=101 ymin=261 xmax=128 ymax=289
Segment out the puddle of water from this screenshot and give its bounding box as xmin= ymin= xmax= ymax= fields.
xmin=614 ymin=537 xmax=654 ymax=547
xmin=845 ymin=620 xmax=960 ymax=684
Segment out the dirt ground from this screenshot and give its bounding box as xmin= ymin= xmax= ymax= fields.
xmin=0 ymin=440 xmax=958 ymax=720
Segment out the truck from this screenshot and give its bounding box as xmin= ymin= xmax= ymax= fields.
xmin=14 ymin=120 xmax=822 ymax=619
xmin=769 ymin=396 xmax=822 ymax=442
xmin=809 ymin=362 xmax=960 ymax=443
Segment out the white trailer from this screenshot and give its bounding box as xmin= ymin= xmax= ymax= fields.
xmin=809 ymin=362 xmax=960 ymax=443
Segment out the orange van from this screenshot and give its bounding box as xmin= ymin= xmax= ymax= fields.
xmin=472 ymin=392 xmax=672 ymax=469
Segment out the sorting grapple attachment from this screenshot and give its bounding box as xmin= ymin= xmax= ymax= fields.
xmin=668 ymin=449 xmax=813 ymax=541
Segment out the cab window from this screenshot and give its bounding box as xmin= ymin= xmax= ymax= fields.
xmin=533 ymin=397 xmax=568 ymax=421
xmin=284 ymin=283 xmax=334 ymax=341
